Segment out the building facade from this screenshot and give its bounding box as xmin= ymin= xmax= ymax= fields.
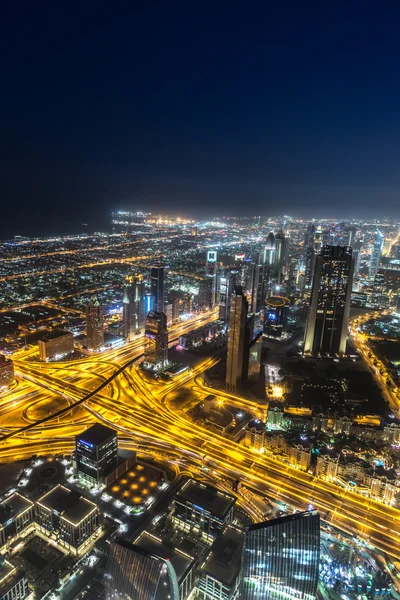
xmin=86 ymin=296 xmax=104 ymax=351
xmin=144 ymin=311 xmax=168 ymax=368
xmin=38 ymin=329 xmax=74 ymax=361
xmin=75 ymin=423 xmax=118 ymax=486
xmin=0 ymin=355 xmax=14 ymax=389
xmin=150 ymin=266 xmax=165 ymax=313
xmin=226 ymin=289 xmax=248 ymax=393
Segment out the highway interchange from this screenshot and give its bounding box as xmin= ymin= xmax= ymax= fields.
xmin=0 ymin=308 xmax=399 ymax=558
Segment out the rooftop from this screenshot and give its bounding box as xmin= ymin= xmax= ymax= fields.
xmin=38 ymin=328 xmax=72 ymax=342
xmin=78 ymin=423 xmax=117 ymax=446
xmin=37 ymin=485 xmax=97 ymax=525
xmin=0 ymin=560 xmax=19 ymax=596
xmin=0 ymin=493 xmax=33 ymax=526
xmin=134 ymin=531 xmax=195 ymax=583
xmin=200 ymin=525 xmax=244 ymax=587
xmin=249 ymin=510 xmax=319 ymax=532
xmin=176 ymin=480 xmax=236 ymax=519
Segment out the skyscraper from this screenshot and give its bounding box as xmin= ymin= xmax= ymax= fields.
xmin=205 ymin=250 xmax=218 ymax=308
xmin=314 ymin=226 xmax=322 ymax=254
xmin=219 ymin=270 xmax=236 ymax=322
xmin=261 ymin=232 xmax=275 ymax=266
xmin=251 ymin=264 xmax=267 ymax=313
xmin=273 ymin=230 xmax=287 ymax=282
xmin=122 ymin=274 xmax=145 ymax=340
xmin=144 ymin=311 xmax=168 ymax=368
xmin=105 ymin=538 xmax=179 ymax=600
xmin=150 ymin=266 xmax=165 ymax=313
xmin=241 ymin=511 xmax=320 ymax=600
xmin=369 ymin=229 xmax=384 ymax=280
xmin=304 ymin=223 xmax=316 ymax=249
xmin=304 ymin=246 xmax=316 ymax=290
xmin=198 ymin=277 xmax=213 ymax=310
xmin=86 ymin=295 xmax=104 ymax=351
xmin=304 ymin=246 xmax=354 ymax=356
xmin=226 ymin=289 xmax=248 ymax=393
xmin=75 ymin=423 xmax=118 ymax=486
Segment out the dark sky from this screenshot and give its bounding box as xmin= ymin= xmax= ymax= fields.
xmin=1 ymin=2 xmax=400 ymax=237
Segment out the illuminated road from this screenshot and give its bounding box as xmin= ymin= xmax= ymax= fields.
xmin=0 ymin=307 xmax=399 ymax=558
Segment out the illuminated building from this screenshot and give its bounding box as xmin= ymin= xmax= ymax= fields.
xmin=251 ymin=263 xmax=267 ymax=313
xmin=369 ymin=229 xmax=384 ymax=280
xmin=172 ymin=297 xmax=180 ymax=322
xmin=0 ymin=559 xmax=29 ymax=600
xmin=304 ymin=246 xmax=315 ymax=290
xmin=144 ymin=311 xmax=168 ymax=368
xmin=273 ymin=230 xmax=287 ymax=282
xmin=333 ymin=415 xmax=352 ymax=435
xmin=314 ymin=226 xmax=322 ymax=253
xmin=226 ymin=288 xmax=248 ymax=392
xmin=262 ymin=232 xmax=275 ymax=267
xmin=198 ymin=278 xmax=213 ymax=310
xmin=122 ymin=274 xmax=145 ymax=339
xmin=316 ymin=454 xmax=339 ymax=480
xmin=241 ymin=511 xmax=320 ymax=600
xmin=304 ymin=246 xmax=354 ymax=356
xmin=304 ymin=223 xmax=316 ymax=248
xmin=37 ymin=329 xmax=74 ymax=361
xmin=353 ymin=248 xmax=362 ymax=276
xmin=150 ymin=265 xmax=165 ymax=313
xmin=86 ymin=295 xmax=104 ymax=351
xmin=144 ymin=292 xmax=154 ymax=314
xmin=0 ymin=493 xmax=35 ymax=547
xmin=165 ymin=303 xmax=173 ymax=325
xmin=369 ymin=475 xmax=397 ymax=505
xmin=267 ymin=405 xmax=284 ymax=430
xmin=179 ymin=322 xmax=221 ymax=350
xmin=246 ymin=331 xmax=262 ymax=382
xmin=75 ymin=423 xmax=118 ymax=486
xmin=205 ymin=250 xmax=218 ymax=308
xmin=347 ymin=227 xmax=356 ymax=247
xmin=36 ymin=485 xmax=99 ymax=554
xmin=244 ymin=421 xmax=265 ymax=452
xmin=264 ymin=296 xmax=289 ymax=337
xmin=311 ymin=413 xmax=329 ymax=432
xmin=171 ymin=480 xmax=235 ymax=544
xmin=198 ymin=524 xmax=244 ymax=600
xmin=0 ymin=355 xmax=14 ymax=389
xmin=105 ymin=538 xmax=179 ymax=600
xmin=288 ymin=442 xmax=311 ymax=471
xmin=219 ymin=270 xmax=236 ymax=322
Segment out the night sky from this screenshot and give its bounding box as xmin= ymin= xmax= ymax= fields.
xmin=2 ymin=2 xmax=400 ymax=237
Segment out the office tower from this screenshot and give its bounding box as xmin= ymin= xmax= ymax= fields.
xmin=273 ymin=230 xmax=287 ymax=281
xmin=75 ymin=423 xmax=118 ymax=485
xmin=304 ymin=246 xmax=316 ymax=290
xmin=353 ymin=248 xmax=362 ymax=276
xmin=347 ymin=227 xmax=356 ymax=248
xmin=264 ymin=296 xmax=289 ymax=337
xmin=123 ymin=274 xmax=145 ymax=340
xmin=261 ymin=232 xmax=275 ymax=266
xmin=226 ymin=288 xmax=248 ymax=392
xmin=150 ymin=265 xmax=165 ymax=313
xmin=144 ymin=292 xmax=154 ymax=315
xmin=219 ymin=270 xmax=236 ymax=322
xmin=86 ymin=295 xmax=104 ymax=351
xmin=105 ymin=538 xmax=179 ymax=600
xmin=144 ymin=311 xmax=168 ymax=368
xmin=304 ymin=223 xmax=316 ymax=248
xmin=251 ymin=264 xmax=267 ymax=313
xmin=205 ymin=250 xmax=218 ymax=307
xmin=198 ymin=277 xmax=213 ymax=310
xmin=0 ymin=354 xmax=14 ymax=389
xmin=245 ymin=330 xmax=263 ymax=382
xmin=304 ymin=246 xmax=354 ymax=356
xmin=241 ymin=511 xmax=320 ymax=600
xmin=38 ymin=329 xmax=74 ymax=361
xmin=172 ymin=297 xmax=180 ymax=322
xmin=369 ymin=229 xmax=384 ymax=280
xmin=314 ymin=226 xmax=322 ymax=253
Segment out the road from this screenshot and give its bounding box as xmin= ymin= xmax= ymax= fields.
xmin=0 ymin=307 xmax=399 ymax=558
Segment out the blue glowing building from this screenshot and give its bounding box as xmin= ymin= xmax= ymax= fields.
xmin=241 ymin=511 xmax=320 ymax=600
xmin=75 ymin=423 xmax=118 ymax=486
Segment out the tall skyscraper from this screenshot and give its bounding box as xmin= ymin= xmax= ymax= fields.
xmin=369 ymin=229 xmax=384 ymax=280
xmin=205 ymin=250 xmax=218 ymax=307
xmin=304 ymin=223 xmax=316 ymax=249
xmin=226 ymin=288 xmax=248 ymax=393
xmin=86 ymin=295 xmax=104 ymax=351
xmin=75 ymin=423 xmax=118 ymax=486
xmin=261 ymin=232 xmax=275 ymax=266
xmin=241 ymin=511 xmax=320 ymax=600
xmin=198 ymin=277 xmax=213 ymax=310
xmin=150 ymin=266 xmax=165 ymax=313
xmin=314 ymin=226 xmax=322 ymax=254
xmin=273 ymin=230 xmax=287 ymax=282
xmin=304 ymin=246 xmax=316 ymax=290
xmin=144 ymin=311 xmax=168 ymax=368
xmin=122 ymin=274 xmax=145 ymax=340
xmin=105 ymin=538 xmax=179 ymax=600
xmin=251 ymin=264 xmax=267 ymax=313
xmin=347 ymin=227 xmax=356 ymax=248
xmin=304 ymin=246 xmax=354 ymax=356
xmin=219 ymin=270 xmax=236 ymax=322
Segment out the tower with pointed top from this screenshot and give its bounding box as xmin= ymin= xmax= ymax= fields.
xmin=86 ymin=295 xmax=104 ymax=351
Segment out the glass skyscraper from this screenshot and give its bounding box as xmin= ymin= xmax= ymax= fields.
xmin=241 ymin=511 xmax=320 ymax=600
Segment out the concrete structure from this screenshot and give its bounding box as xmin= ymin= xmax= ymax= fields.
xmin=36 ymin=485 xmax=99 ymax=554
xmin=86 ymin=295 xmax=104 ymax=351
xmin=226 ymin=289 xmax=248 ymax=393
xmin=38 ymin=329 xmax=74 ymax=361
xmin=0 ymin=355 xmax=14 ymax=389
xmin=122 ymin=274 xmax=145 ymax=339
xmin=75 ymin=423 xmax=118 ymax=486
xmin=150 ymin=266 xmax=165 ymax=313
xmin=144 ymin=311 xmax=168 ymax=368
xmin=304 ymin=246 xmax=354 ymax=355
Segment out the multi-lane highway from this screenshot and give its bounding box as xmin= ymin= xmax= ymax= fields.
xmin=0 ymin=307 xmax=399 ymax=558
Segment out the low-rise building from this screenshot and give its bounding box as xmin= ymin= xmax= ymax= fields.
xmin=38 ymin=329 xmax=74 ymax=361
xmin=288 ymin=442 xmax=311 ymax=472
xmin=36 ymin=485 xmax=99 ymax=554
xmin=244 ymin=421 xmax=265 ymax=452
xmin=0 ymin=355 xmax=14 ymax=389
xmin=316 ymin=453 xmax=339 ymax=480
xmin=0 ymin=559 xmax=29 ymax=600
xmin=0 ymin=493 xmax=35 ymax=548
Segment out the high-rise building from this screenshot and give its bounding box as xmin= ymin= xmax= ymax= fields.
xmin=304 ymin=246 xmax=316 ymax=290
xmin=75 ymin=423 xmax=118 ymax=486
xmin=251 ymin=264 xmax=267 ymax=313
xmin=86 ymin=295 xmax=104 ymax=351
xmin=273 ymin=230 xmax=287 ymax=282
xmin=144 ymin=311 xmax=168 ymax=368
xmin=369 ymin=229 xmax=384 ymax=280
xmin=261 ymin=232 xmax=275 ymax=266
xmin=0 ymin=354 xmax=14 ymax=389
xmin=304 ymin=223 xmax=316 ymax=249
xmin=353 ymin=248 xmax=362 ymax=276
xmin=150 ymin=266 xmax=165 ymax=313
xmin=246 ymin=330 xmax=263 ymax=382
xmin=198 ymin=277 xmax=213 ymax=310
xmin=304 ymin=246 xmax=354 ymax=356
xmin=219 ymin=270 xmax=236 ymax=322
xmin=226 ymin=289 xmax=248 ymax=393
xmin=264 ymin=296 xmax=289 ymax=337
xmin=347 ymin=227 xmax=356 ymax=248
xmin=205 ymin=250 xmax=218 ymax=308
xmin=122 ymin=274 xmax=145 ymax=340
xmin=241 ymin=511 xmax=320 ymax=600
xmin=314 ymin=226 xmax=322 ymax=254
xmin=105 ymin=538 xmax=179 ymax=600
